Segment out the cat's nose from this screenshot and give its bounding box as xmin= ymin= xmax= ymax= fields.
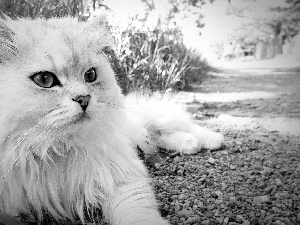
xmin=72 ymin=95 xmax=91 ymax=111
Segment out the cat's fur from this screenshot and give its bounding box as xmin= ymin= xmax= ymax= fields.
xmin=0 ymin=15 xmax=223 ymax=224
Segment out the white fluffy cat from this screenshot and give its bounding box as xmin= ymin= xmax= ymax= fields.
xmin=0 ymin=15 xmax=223 ymax=224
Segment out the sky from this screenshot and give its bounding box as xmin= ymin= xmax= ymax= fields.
xmin=101 ymin=0 xmax=288 ymax=62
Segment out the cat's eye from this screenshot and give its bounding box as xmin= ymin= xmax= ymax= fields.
xmin=31 ymin=71 xmax=60 ymax=88
xmin=84 ymin=68 xmax=97 ymax=83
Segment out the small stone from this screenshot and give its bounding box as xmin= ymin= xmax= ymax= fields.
xmin=275 ymin=178 xmax=283 ymax=186
xmin=179 ymin=194 xmax=187 ymax=200
xmin=264 ymin=185 xmax=275 ymax=194
xmin=207 ymin=157 xmax=216 ymax=164
xmin=157 ymin=193 xmax=163 ymax=199
xmin=243 ymin=220 xmax=250 ymax=225
xmin=170 ymin=195 xmax=178 ymax=200
xmin=223 ymin=217 xmax=229 ymax=225
xmin=168 ymin=208 xmax=175 ymax=215
xmin=249 ymin=218 xmax=258 ymax=225
xmin=173 ymin=156 xmax=181 ymax=163
xmin=198 ymin=201 xmax=204 ymax=208
xmin=177 ymin=169 xmax=184 ymax=175
xmin=178 ymin=208 xmax=193 ymax=216
xmin=230 ymin=165 xmax=236 ymax=170
xmin=186 ymin=216 xmax=200 ymax=224
xmin=201 ymin=219 xmax=211 ymax=225
xmin=253 ymin=195 xmax=270 ymax=203
xmin=292 ymin=194 xmax=299 ymax=201
xmin=257 ymin=181 xmax=266 ymax=188
xmin=236 ymin=215 xmax=244 ymax=223
xmin=276 ymin=192 xmax=291 ymax=199
xmin=237 ymin=176 xmax=244 ymax=181
xmin=207 ymin=204 xmax=215 ymax=210
xmin=249 ymin=143 xmax=259 ymax=150
xmin=211 ymin=192 xmax=218 ymax=198
xmin=215 ymin=190 xmax=223 ymax=199
xmin=199 ymin=170 xmax=209 ymax=176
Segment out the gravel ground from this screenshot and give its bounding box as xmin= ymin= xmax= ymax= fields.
xmin=147 ymin=121 xmax=300 ymax=225
xmin=147 ymin=67 xmax=300 ymax=225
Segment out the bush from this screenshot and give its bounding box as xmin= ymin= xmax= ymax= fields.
xmin=110 ymin=15 xmax=209 ymax=93
xmin=0 ymin=0 xmax=86 ymax=19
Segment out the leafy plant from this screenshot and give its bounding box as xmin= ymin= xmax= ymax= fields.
xmin=111 ymin=15 xmax=208 ymax=93
xmin=0 ymin=0 xmax=88 ymax=19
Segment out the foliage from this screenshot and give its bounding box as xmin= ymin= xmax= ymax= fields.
xmin=273 ymin=0 xmax=300 ymax=38
xmin=0 ymin=0 xmax=88 ymax=19
xmin=227 ymin=0 xmax=300 ymax=44
xmin=110 ymin=15 xmax=208 ymax=93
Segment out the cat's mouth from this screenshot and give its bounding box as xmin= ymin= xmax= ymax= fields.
xmin=73 ymin=112 xmax=90 ymax=124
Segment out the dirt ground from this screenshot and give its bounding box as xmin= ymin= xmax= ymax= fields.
xmin=190 ymin=67 xmax=300 ymax=119
xmin=175 ymin=66 xmax=300 ymax=137
xmin=147 ymin=64 xmax=300 ymax=225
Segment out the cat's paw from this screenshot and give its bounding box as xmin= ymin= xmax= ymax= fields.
xmin=180 ymin=134 xmax=202 ymax=154
xmin=202 ymin=132 xmax=224 ymax=150
xmin=158 ymin=131 xmax=201 ymax=154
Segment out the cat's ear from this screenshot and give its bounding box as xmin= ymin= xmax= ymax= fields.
xmin=85 ymin=13 xmax=116 ymax=50
xmin=89 ymin=13 xmax=109 ymax=29
xmin=0 ymin=15 xmax=14 ymax=41
xmin=0 ymin=15 xmax=18 ymax=63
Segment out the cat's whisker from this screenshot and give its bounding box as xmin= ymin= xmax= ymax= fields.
xmin=0 ymin=119 xmax=46 ymax=166
xmin=2 ymin=123 xmax=54 ymax=178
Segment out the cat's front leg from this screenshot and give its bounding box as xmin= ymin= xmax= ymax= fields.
xmin=191 ymin=125 xmax=224 ymax=150
xmin=103 ymin=180 xmax=169 ymax=225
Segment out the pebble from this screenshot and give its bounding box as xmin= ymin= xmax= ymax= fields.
xmin=223 ymin=217 xmax=229 ymax=225
xmin=275 ymin=192 xmax=291 ymax=199
xmin=198 ymin=201 xmax=204 ymax=208
xmin=242 ymin=220 xmax=250 ymax=225
xmin=199 ymin=170 xmax=209 ymax=176
xmin=230 ymin=165 xmax=236 ymax=170
xmin=201 ymin=219 xmax=211 ymax=225
xmin=177 ymin=208 xmax=193 ymax=216
xmin=253 ymin=195 xmax=270 ymax=203
xmin=249 ymin=143 xmax=259 ymax=150
xmin=207 ymin=204 xmax=215 ymax=211
xmin=264 ymin=185 xmax=276 ymax=194
xmin=236 ymin=215 xmax=244 ymax=223
xmin=179 ymin=194 xmax=188 ymax=200
xmin=207 ymin=157 xmax=216 ymax=164
xmin=173 ymin=156 xmax=181 ymax=163
xmin=186 ymin=216 xmax=200 ymax=224
xmin=275 ymin=178 xmax=283 ymax=186
xmin=215 ymin=190 xmax=223 ymax=198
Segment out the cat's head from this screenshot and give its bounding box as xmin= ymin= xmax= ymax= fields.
xmin=0 ymin=15 xmax=124 ymax=154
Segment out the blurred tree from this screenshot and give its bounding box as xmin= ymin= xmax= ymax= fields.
xmin=140 ymin=0 xmax=219 ymax=34
xmin=273 ymin=0 xmax=300 ymax=39
xmin=226 ymin=0 xmax=300 ymax=59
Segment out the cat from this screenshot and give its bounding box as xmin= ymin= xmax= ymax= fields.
xmin=0 ymin=14 xmax=224 ymax=225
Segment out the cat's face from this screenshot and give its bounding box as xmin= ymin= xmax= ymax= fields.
xmin=0 ymin=16 xmax=123 ymax=147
